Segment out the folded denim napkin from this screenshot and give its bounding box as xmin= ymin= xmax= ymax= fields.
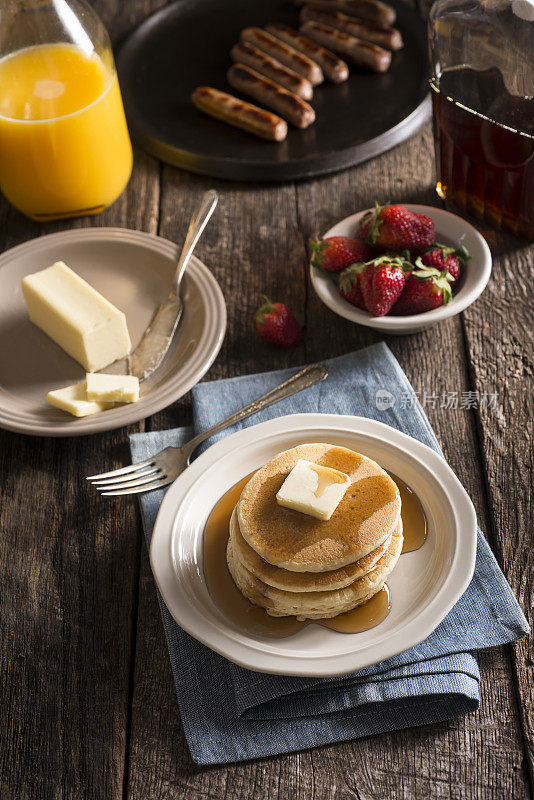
xmin=130 ymin=342 xmax=528 ymax=765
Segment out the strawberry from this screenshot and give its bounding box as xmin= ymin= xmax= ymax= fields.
xmin=360 ymin=256 xmax=409 ymax=316
xmin=254 ymin=296 xmax=301 ymax=347
xmin=310 ymin=235 xmax=373 ymax=273
xmin=390 ymin=262 xmax=454 ymax=315
xmin=367 ymin=203 xmax=434 ymax=252
xmin=357 ymin=212 xmax=373 ymax=240
xmin=338 ymin=263 xmax=366 ymax=308
xmin=420 ymin=243 xmax=469 ymax=282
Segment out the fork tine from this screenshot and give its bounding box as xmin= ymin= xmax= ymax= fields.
xmin=100 ymin=476 xmax=173 ymax=496
xmin=86 ymin=458 xmax=155 ymax=481
xmin=94 ymin=470 xmax=164 ymax=492
xmin=90 ymin=466 xmax=160 ymax=486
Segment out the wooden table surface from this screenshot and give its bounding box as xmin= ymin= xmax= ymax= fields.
xmin=1 ymin=1 xmax=533 ymax=798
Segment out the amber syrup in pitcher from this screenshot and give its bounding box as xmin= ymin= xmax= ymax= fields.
xmin=431 ymin=67 xmax=534 ymax=239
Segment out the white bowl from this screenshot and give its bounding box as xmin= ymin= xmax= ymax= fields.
xmin=310 ymin=204 xmax=492 ymax=334
xmin=150 ymin=413 xmax=477 ymax=676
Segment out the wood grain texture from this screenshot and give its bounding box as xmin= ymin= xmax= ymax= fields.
xmin=0 ymin=146 xmax=160 ymax=799
xmin=461 ymin=234 xmax=534 ymax=789
xmin=124 ymin=122 xmax=532 ymax=800
xmin=0 ymin=0 xmax=532 ymax=796
xmin=0 ymin=1 xmax=160 ymax=798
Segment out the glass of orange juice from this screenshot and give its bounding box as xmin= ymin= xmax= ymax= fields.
xmin=0 ymin=0 xmax=133 ymax=221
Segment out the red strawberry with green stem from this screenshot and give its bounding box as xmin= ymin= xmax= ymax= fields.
xmin=367 ymin=203 xmax=434 ymax=253
xmin=338 ymin=263 xmax=367 ymax=308
xmin=310 ymin=235 xmax=373 ymax=273
xmin=357 ymin=212 xmax=374 ymax=240
xmin=254 ymin=296 xmax=301 ymax=347
xmin=420 ymin=243 xmax=469 ymax=282
xmin=360 ymin=255 xmax=410 ymax=317
xmin=390 ymin=261 xmax=454 ymax=315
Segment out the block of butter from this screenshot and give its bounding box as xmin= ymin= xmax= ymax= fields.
xmin=46 ymin=381 xmax=115 ymax=418
xmin=22 ymin=261 xmax=131 ymax=372
xmin=86 ymin=373 xmax=140 ymax=403
xmin=276 ymin=459 xmax=351 ymax=521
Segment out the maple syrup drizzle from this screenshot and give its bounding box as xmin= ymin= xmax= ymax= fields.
xmin=387 ymin=472 xmax=428 ymax=553
xmin=203 ymin=471 xmax=426 ymax=638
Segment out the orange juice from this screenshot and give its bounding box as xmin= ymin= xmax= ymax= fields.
xmin=0 ymin=43 xmax=133 ymax=220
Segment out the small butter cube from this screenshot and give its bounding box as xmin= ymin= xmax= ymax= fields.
xmin=46 ymin=381 xmax=114 ymax=418
xmin=86 ymin=373 xmax=140 ymax=403
xmin=22 ymin=261 xmax=131 ymax=372
xmin=276 ymin=459 xmax=351 ymax=521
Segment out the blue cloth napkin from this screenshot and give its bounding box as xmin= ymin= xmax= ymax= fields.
xmin=130 ymin=343 xmax=528 ymax=765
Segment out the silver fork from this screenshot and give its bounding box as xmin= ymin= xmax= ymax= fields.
xmin=87 ymin=363 xmax=328 ymax=496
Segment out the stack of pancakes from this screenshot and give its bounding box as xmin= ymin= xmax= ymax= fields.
xmin=227 ymin=443 xmax=403 ymax=620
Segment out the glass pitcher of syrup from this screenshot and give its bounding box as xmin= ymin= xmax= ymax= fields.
xmin=429 ymin=0 xmax=534 ymax=238
xmin=0 ymin=0 xmax=133 ymax=221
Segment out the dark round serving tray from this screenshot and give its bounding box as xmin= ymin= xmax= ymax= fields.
xmin=116 ymin=0 xmax=431 ymax=182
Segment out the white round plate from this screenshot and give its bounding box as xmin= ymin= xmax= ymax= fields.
xmin=150 ymin=413 xmax=477 ymax=676
xmin=310 ymin=205 xmax=492 ymax=334
xmin=0 ymin=228 xmax=226 ymax=436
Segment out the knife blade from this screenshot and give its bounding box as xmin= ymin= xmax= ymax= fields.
xmin=130 ymin=294 xmax=183 ymax=380
xmin=127 ymin=190 xmax=218 ymax=382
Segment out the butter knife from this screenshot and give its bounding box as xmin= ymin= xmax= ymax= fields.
xmin=130 ymin=190 xmax=218 ymax=381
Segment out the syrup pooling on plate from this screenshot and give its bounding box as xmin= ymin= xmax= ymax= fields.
xmin=322 ymin=585 xmax=390 ymax=633
xmin=203 ymin=468 xmax=426 ymax=638
xmin=387 ymin=472 xmax=427 ymax=553
xmin=203 ymin=473 xmax=302 ymax=638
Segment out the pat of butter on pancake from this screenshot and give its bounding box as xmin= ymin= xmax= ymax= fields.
xmin=276 ymin=459 xmax=350 ymax=521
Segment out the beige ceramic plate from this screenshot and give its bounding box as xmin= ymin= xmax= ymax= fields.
xmin=0 ymin=228 xmax=226 ymax=436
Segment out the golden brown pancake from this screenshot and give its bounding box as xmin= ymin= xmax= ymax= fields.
xmin=227 ymin=520 xmax=403 ymax=619
xmin=230 ymin=506 xmax=392 ymax=592
xmin=237 ymin=443 xmax=401 ymax=571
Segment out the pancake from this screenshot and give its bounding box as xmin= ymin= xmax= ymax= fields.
xmin=227 ymin=520 xmax=403 ymax=619
xmin=230 ymin=506 xmax=392 ymax=592
xmin=237 ymin=443 xmax=401 ymax=571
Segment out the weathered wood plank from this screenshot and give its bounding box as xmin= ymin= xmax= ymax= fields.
xmin=137 ymin=166 xmax=310 ymax=437
xmin=0 ymin=159 xmax=159 ymax=800
xmin=284 ymin=126 xmax=526 ymax=797
xmin=290 ymin=123 xmax=530 ymax=800
xmin=125 ymin=121 xmax=531 ymax=799
xmin=156 ymin=167 xmax=309 ymax=380
xmin=0 ymin=0 xmax=161 ymax=797
xmin=0 ymin=163 xmax=159 ymax=800
xmin=415 ymin=10 xmax=533 ymax=788
xmin=1 ymin=0 xmax=531 ymax=794
xmin=127 ymin=557 xmax=529 ymax=800
xmin=461 ymin=232 xmax=534 ymax=790
xmin=125 ymin=168 xmax=310 ymax=800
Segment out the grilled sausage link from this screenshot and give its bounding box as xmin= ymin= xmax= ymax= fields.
xmin=300 ymin=6 xmax=403 ymax=50
xmin=294 ymin=0 xmax=396 ymax=28
xmin=191 ymin=86 xmax=288 ymax=141
xmin=265 ymin=22 xmax=349 ymax=83
xmin=227 ymin=64 xmax=315 ymax=128
xmin=230 ymin=42 xmax=313 ymax=100
xmin=300 ymin=21 xmax=392 ymax=72
xmin=240 ymin=27 xmax=324 ymax=85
